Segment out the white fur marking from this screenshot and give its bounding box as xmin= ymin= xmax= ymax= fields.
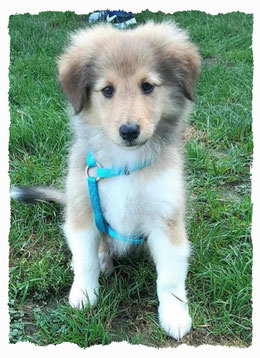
xmin=10 ymin=187 xmax=22 ymax=200
xmin=148 ymin=228 xmax=192 ymax=340
xmin=63 ymin=225 xmax=100 ymax=308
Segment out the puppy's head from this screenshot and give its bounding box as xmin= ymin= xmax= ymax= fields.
xmin=58 ymin=22 xmax=200 ymax=148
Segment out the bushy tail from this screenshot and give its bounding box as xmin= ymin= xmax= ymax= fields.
xmin=10 ymin=186 xmax=65 ymax=205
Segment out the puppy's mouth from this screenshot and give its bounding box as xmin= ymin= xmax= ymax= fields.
xmin=120 ymin=139 xmax=148 ymax=149
xmin=109 ymin=135 xmax=149 ymax=149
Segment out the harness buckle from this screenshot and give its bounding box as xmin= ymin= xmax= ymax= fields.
xmin=85 ymin=162 xmax=102 ymax=182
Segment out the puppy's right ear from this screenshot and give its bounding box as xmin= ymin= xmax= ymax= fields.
xmin=57 ymin=52 xmax=93 ymax=114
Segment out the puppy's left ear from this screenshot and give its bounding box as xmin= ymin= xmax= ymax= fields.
xmin=158 ymin=40 xmax=201 ymax=101
xmin=156 ymin=22 xmax=201 ymax=101
xmin=173 ymin=44 xmax=201 ymax=101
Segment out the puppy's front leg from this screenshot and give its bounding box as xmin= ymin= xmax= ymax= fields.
xmin=64 ymin=222 xmax=101 ymax=309
xmin=148 ymin=218 xmax=192 ymax=340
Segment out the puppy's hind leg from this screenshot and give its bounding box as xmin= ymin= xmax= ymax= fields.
xmin=98 ymin=238 xmax=114 ymax=276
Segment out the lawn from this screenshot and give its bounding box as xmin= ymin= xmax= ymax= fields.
xmin=8 ymin=10 xmax=253 ymax=348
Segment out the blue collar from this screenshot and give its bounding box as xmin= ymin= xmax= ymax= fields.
xmin=86 ymin=151 xmax=151 ymax=244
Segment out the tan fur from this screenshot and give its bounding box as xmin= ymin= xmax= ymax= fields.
xmin=65 ymin=198 xmax=93 ymax=232
xmin=64 ymin=157 xmax=93 ymax=231
xmin=164 ymin=211 xmax=188 ymax=246
xmin=57 ymin=21 xmax=201 ymax=248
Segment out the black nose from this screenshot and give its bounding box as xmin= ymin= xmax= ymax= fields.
xmin=119 ymin=123 xmax=140 ymax=142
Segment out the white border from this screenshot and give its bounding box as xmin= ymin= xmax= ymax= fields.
xmin=1 ymin=1 xmax=258 ymax=357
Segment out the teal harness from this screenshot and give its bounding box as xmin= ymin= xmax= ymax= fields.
xmin=86 ymin=152 xmax=150 ymax=244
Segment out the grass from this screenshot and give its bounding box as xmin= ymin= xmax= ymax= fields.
xmin=8 ymin=10 xmax=253 ymax=348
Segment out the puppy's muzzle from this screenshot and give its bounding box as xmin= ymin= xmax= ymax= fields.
xmin=119 ymin=123 xmax=140 ymax=142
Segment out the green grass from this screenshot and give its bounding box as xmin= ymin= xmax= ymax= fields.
xmin=8 ymin=10 xmax=253 ymax=348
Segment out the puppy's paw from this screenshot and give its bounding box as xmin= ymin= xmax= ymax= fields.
xmin=69 ymin=281 xmax=98 ymax=309
xmin=159 ymin=297 xmax=192 ymax=340
xmin=98 ymin=251 xmax=114 ymax=276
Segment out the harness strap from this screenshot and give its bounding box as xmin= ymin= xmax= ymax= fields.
xmin=86 ymin=152 xmax=150 ymax=244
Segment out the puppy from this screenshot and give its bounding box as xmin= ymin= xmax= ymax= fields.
xmin=11 ymin=21 xmax=201 ymax=340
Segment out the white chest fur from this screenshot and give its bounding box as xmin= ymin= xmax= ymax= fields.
xmin=97 ymin=165 xmax=183 ymax=247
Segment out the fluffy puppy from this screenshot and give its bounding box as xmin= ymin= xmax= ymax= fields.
xmin=11 ymin=21 xmax=201 ymax=340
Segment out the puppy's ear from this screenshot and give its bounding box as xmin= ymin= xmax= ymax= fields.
xmin=172 ymin=45 xmax=201 ymax=101
xmin=159 ymin=42 xmax=201 ymax=102
xmin=147 ymin=22 xmax=201 ymax=101
xmin=57 ymin=52 xmax=94 ymax=114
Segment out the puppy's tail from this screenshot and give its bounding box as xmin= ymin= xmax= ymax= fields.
xmin=10 ymin=186 xmax=65 ymax=205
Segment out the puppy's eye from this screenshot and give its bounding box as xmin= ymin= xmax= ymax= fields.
xmin=102 ymin=86 xmax=114 ymax=98
xmin=141 ymin=82 xmax=154 ymax=94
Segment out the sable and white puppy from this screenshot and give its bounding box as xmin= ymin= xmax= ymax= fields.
xmin=11 ymin=21 xmax=201 ymax=340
